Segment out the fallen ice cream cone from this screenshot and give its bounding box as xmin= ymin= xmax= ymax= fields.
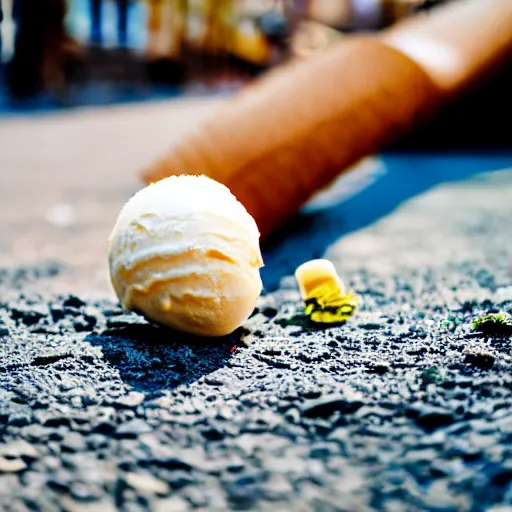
xmin=142 ymin=0 xmax=512 ymax=240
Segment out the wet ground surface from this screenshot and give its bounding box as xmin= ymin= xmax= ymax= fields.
xmin=1 ymin=101 xmax=512 ymax=511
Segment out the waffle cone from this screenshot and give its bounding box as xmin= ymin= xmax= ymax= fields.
xmin=142 ymin=0 xmax=512 ymax=239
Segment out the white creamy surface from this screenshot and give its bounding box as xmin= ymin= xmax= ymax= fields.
xmin=108 ymin=175 xmax=263 ymax=336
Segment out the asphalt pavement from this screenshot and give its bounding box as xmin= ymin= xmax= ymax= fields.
xmin=1 ymin=100 xmax=512 ymax=511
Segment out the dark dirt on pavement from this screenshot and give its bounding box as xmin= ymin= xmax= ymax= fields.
xmin=1 ymin=101 xmax=512 ymax=511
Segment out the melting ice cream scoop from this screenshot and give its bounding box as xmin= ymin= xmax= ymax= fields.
xmin=108 ymin=175 xmax=263 ymax=337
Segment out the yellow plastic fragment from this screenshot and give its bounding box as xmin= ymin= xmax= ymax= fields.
xmin=295 ymin=259 xmax=358 ymax=324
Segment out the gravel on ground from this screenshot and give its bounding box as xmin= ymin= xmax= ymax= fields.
xmin=1 ymin=102 xmax=512 ymax=511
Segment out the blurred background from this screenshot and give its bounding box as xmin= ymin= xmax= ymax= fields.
xmin=0 ymin=0 xmax=510 ymax=148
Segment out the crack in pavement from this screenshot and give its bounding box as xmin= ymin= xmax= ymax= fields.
xmin=0 ymin=353 xmax=74 ymax=373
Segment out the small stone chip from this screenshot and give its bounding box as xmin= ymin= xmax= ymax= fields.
xmin=124 ymin=472 xmax=171 ymax=496
xmin=0 ymin=441 xmax=39 ymax=460
xmin=0 ymin=456 xmax=27 ymax=473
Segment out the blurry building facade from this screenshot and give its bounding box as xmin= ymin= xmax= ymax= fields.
xmin=0 ymin=0 xmax=436 ymax=101
xmin=0 ymin=0 xmax=509 ymax=149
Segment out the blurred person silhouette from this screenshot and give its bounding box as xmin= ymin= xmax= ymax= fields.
xmin=146 ymin=0 xmax=187 ymax=60
xmin=202 ymin=0 xmax=236 ymax=54
xmin=90 ymin=0 xmax=129 ymax=47
xmin=41 ymin=0 xmax=68 ymax=96
xmin=0 ymin=1 xmax=3 ymax=63
xmin=8 ymin=0 xmax=66 ymax=97
xmin=145 ymin=0 xmax=187 ymax=85
xmin=8 ymin=0 xmax=42 ymax=97
xmin=90 ymin=0 xmax=102 ymax=44
xmin=8 ymin=0 xmax=81 ymax=99
xmin=118 ymin=0 xmax=128 ymax=46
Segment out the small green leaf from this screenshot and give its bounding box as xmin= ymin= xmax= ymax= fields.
xmin=470 ymin=312 xmax=512 ymax=337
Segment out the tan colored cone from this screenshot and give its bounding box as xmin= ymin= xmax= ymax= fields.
xmin=142 ymin=0 xmax=512 ymax=240
xmin=143 ymin=37 xmax=439 ymax=238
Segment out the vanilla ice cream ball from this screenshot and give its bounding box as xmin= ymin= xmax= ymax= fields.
xmin=108 ymin=175 xmax=263 ymax=337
